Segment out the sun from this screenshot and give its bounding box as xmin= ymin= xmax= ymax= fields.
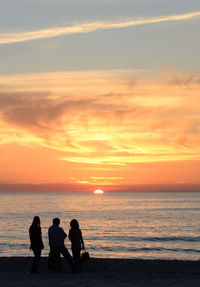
xmin=93 ymin=189 xmax=104 ymax=194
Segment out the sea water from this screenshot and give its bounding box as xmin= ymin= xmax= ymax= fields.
xmin=0 ymin=192 xmax=200 ymax=260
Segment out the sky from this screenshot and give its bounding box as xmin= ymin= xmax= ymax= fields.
xmin=0 ymin=0 xmax=200 ymax=192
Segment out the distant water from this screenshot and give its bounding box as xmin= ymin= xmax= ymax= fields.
xmin=1 ymin=192 xmax=200 ymax=260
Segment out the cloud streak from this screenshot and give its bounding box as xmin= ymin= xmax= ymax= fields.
xmin=1 ymin=70 xmax=200 ymax=185
xmin=0 ymin=70 xmax=200 ymax=156
xmin=0 ymin=10 xmax=200 ymax=44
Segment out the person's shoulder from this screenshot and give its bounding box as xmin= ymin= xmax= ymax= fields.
xmin=48 ymin=225 xmax=53 ymax=231
xmin=29 ymin=225 xmax=35 ymax=231
xmin=29 ymin=225 xmax=40 ymax=232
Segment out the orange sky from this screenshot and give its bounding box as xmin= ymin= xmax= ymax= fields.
xmin=0 ymin=70 xmax=200 ymax=190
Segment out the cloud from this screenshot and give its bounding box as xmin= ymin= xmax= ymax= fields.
xmin=167 ymin=70 xmax=200 ymax=87
xmin=0 ymin=10 xmax=200 ymax=44
xmin=0 ymin=69 xmax=200 ymax=167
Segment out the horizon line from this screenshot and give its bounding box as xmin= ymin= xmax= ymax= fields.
xmin=1 ymin=183 xmax=200 ymax=193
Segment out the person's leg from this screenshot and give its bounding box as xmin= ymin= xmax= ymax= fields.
xmin=31 ymin=248 xmax=41 ymax=273
xmin=57 ymin=246 xmax=76 ymax=272
xmin=72 ymin=248 xmax=81 ymax=272
xmin=48 ymin=248 xmax=62 ymax=272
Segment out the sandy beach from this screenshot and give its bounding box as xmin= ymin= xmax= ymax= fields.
xmin=0 ymin=257 xmax=200 ymax=287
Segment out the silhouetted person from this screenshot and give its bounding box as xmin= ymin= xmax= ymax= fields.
xmin=29 ymin=216 xmax=44 ymax=273
xmin=69 ymin=219 xmax=85 ymax=272
xmin=48 ymin=218 xmax=75 ymax=273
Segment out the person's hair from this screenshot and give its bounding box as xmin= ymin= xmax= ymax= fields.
xmin=31 ymin=216 xmax=40 ymax=227
xmin=70 ymin=219 xmax=79 ymax=229
xmin=53 ymin=218 xmax=60 ymax=225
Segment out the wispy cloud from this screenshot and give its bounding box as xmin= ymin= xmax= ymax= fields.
xmin=1 ymin=69 xmax=200 ymax=184
xmin=0 ymin=69 xmax=200 ymax=159
xmin=0 ymin=10 xmax=200 ymax=44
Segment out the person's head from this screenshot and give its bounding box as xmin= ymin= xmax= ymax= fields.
xmin=70 ymin=219 xmax=79 ymax=229
xmin=31 ymin=216 xmax=40 ymax=226
xmin=53 ymin=218 xmax=60 ymax=226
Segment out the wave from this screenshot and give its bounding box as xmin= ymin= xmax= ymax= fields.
xmin=90 ymin=246 xmax=200 ymax=253
xmin=90 ymin=235 xmax=200 ymax=242
xmin=129 ymin=247 xmax=200 ymax=253
xmin=0 ymin=243 xmax=28 ymax=248
xmin=143 ymin=207 xmax=200 ymax=212
xmin=133 ymin=236 xmax=200 ymax=242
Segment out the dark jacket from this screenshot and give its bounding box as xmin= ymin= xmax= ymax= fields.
xmin=29 ymin=225 xmax=44 ymax=250
xmin=69 ymin=228 xmax=84 ymax=250
xmin=48 ymin=224 xmax=67 ymax=247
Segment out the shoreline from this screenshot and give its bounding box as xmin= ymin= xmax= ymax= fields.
xmin=1 ymin=257 xmax=200 ymax=287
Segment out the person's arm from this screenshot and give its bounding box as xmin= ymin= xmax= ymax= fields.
xmin=80 ymin=230 xmax=85 ymax=249
xmin=29 ymin=227 xmax=32 ymax=250
xmin=68 ymin=229 xmax=72 ymax=242
xmin=39 ymin=226 xmax=44 ymax=249
xmin=48 ymin=228 xmax=50 ymax=245
xmin=61 ymin=228 xmax=67 ymax=239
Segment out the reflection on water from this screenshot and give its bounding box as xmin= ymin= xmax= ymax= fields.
xmin=0 ymin=192 xmax=200 ymax=260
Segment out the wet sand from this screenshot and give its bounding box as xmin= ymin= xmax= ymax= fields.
xmin=0 ymin=257 xmax=200 ymax=287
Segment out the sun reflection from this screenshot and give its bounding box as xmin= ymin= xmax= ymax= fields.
xmin=93 ymin=189 xmax=104 ymax=194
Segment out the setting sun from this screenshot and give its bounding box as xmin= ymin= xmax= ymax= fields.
xmin=93 ymin=189 xmax=104 ymax=194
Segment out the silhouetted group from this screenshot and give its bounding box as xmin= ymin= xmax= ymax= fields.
xmin=29 ymin=216 xmax=85 ymax=274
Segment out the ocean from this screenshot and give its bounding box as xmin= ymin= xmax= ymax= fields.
xmin=0 ymin=192 xmax=200 ymax=260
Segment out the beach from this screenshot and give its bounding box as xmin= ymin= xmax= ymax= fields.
xmin=0 ymin=257 xmax=200 ymax=287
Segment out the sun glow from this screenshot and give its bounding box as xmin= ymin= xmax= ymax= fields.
xmin=93 ymin=189 xmax=104 ymax=194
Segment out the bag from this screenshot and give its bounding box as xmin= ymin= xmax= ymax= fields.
xmin=81 ymin=250 xmax=90 ymax=262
